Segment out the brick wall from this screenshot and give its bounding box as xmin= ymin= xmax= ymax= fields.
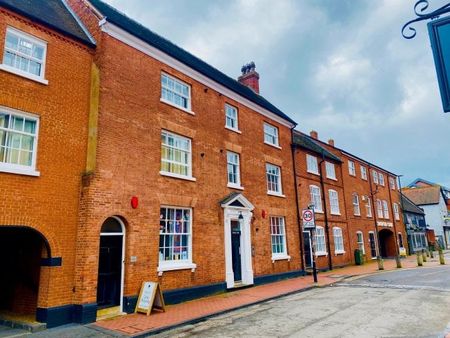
xmin=0 ymin=8 xmax=93 ymax=310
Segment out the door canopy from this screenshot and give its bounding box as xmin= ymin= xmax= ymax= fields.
xmin=220 ymin=192 xmax=254 ymax=210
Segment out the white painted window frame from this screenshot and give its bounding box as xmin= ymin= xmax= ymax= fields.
xmin=382 ymin=200 xmax=389 ymax=219
xmin=226 ymin=151 xmax=243 ymax=189
xmin=348 ymin=160 xmax=356 ymax=176
xmin=389 ymin=177 xmax=396 ymax=190
xmin=270 ymin=216 xmax=290 ymax=260
xmin=158 ymin=206 xmax=196 ymax=274
xmin=160 ymin=72 xmax=192 ymax=114
xmin=372 ymin=170 xmax=379 ymax=184
xmin=306 ymin=154 xmax=319 ymax=175
xmin=160 ymin=130 xmax=195 ymax=181
xmin=1 ymin=27 xmax=48 ymax=84
xmin=356 ymin=231 xmax=365 ymax=254
xmin=0 ymin=106 xmax=40 ymax=176
xmin=333 ymin=227 xmax=345 ymax=254
xmin=366 ymin=197 xmax=373 ymax=217
xmin=309 ymin=185 xmax=323 ymax=213
xmin=328 ymin=189 xmax=340 ymax=215
xmin=266 ymin=163 xmax=284 ymax=197
xmin=360 ymin=165 xmax=367 ymax=180
xmin=352 ymin=193 xmax=361 ymax=216
xmin=263 ymin=122 xmax=280 ymax=148
xmin=325 ymin=161 xmax=336 ymax=180
xmin=225 ymin=103 xmax=240 ymax=133
xmin=315 ymin=226 xmax=327 ymax=256
xmin=377 ymin=199 xmax=383 ymax=219
xmin=379 ymin=173 xmax=385 ymax=186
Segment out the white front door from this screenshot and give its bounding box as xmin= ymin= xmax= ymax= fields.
xmin=224 ymin=208 xmax=253 ymax=288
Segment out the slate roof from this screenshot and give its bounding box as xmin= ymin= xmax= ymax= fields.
xmin=0 ymin=0 xmax=95 ymax=47
xmin=401 ymin=194 xmax=425 ymax=215
xmin=402 ymin=186 xmax=442 ymax=206
xmin=292 ymin=131 xmax=342 ymax=163
xmin=88 ymin=0 xmax=296 ymax=125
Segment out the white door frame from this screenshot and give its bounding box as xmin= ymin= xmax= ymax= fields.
xmin=221 ymin=194 xmax=254 ymax=289
xmin=99 ymin=216 xmax=125 ymax=313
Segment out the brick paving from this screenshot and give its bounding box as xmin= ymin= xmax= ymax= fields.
xmin=93 ymin=254 xmax=444 ymax=337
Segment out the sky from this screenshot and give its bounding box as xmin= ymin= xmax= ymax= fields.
xmin=103 ymin=0 xmax=450 ymax=187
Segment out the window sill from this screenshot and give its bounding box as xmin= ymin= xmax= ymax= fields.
xmin=272 ymin=255 xmax=291 ymax=263
xmin=331 ymin=212 xmax=341 ymax=216
xmin=160 ymin=98 xmax=195 ymax=115
xmin=314 ymin=210 xmax=324 ymax=214
xmin=326 ymin=176 xmax=337 ymax=181
xmin=0 ymin=64 xmax=48 ymax=85
xmin=267 ymin=191 xmax=285 ymax=198
xmin=157 ymin=262 xmax=197 ymax=276
xmin=264 ymin=141 xmax=282 ymax=150
xmin=227 ymin=183 xmax=244 ymax=190
xmin=307 ymin=170 xmax=320 ymax=176
xmin=0 ymin=165 xmax=40 ymax=177
xmin=334 ymin=251 xmax=346 ymax=255
xmin=225 ymin=126 xmax=242 ymax=134
xmin=315 ymin=252 xmax=328 ymax=257
xmin=160 ymin=171 xmax=196 ymax=182
xmin=353 ymin=214 xmax=361 ymax=217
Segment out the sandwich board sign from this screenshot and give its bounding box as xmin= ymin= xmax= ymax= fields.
xmin=302 ymin=209 xmax=315 ymax=229
xmin=135 ymin=282 xmax=165 ymax=315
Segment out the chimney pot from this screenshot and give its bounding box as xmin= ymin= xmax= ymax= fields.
xmin=238 ymin=61 xmax=260 ymax=94
xmin=328 ymin=139 xmax=334 ymax=147
xmin=310 ymin=130 xmax=318 ymax=139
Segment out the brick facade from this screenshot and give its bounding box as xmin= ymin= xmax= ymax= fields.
xmin=0 ymin=5 xmax=93 ymax=322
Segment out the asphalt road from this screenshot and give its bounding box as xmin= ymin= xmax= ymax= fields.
xmin=157 ymin=265 xmax=450 ymax=338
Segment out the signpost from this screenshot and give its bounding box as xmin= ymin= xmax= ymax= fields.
xmin=302 ymin=208 xmax=318 ymax=283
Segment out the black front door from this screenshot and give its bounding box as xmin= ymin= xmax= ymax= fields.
xmin=369 ymin=232 xmax=377 ymax=258
xmin=97 ymin=235 xmax=123 ymax=309
xmin=231 ymin=221 xmax=242 ymax=282
xmin=303 ymin=231 xmax=312 ymax=268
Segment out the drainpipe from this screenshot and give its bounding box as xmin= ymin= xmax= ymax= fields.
xmin=291 ymin=129 xmax=305 ymax=272
xmin=398 ymin=175 xmax=411 ymax=255
xmin=318 ymin=151 xmax=333 ymax=271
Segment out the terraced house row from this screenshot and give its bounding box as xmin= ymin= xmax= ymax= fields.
xmin=0 ymin=0 xmax=407 ymax=328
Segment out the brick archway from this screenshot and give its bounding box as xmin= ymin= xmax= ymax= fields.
xmin=378 ymin=228 xmax=396 ymax=258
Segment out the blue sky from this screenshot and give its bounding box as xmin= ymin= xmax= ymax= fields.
xmin=103 ymin=0 xmax=450 ymax=187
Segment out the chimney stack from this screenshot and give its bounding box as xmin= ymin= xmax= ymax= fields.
xmin=310 ymin=130 xmax=318 ymax=139
xmin=328 ymin=139 xmax=334 ymax=147
xmin=238 ymin=61 xmax=260 ymax=94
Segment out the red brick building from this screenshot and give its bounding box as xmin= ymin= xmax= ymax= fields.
xmin=0 ymin=0 xmax=95 ymax=328
xmin=293 ymin=131 xmax=407 ymax=270
xmin=67 ymin=0 xmax=302 ymax=323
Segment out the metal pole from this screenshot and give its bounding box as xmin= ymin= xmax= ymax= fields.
xmin=310 ymin=228 xmax=318 ymax=283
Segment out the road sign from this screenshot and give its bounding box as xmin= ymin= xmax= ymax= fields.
xmin=302 ymin=209 xmax=315 ymax=229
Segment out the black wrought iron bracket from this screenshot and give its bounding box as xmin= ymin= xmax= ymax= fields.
xmin=402 ymin=0 xmax=450 ymax=39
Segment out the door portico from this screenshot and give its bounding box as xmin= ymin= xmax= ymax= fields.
xmin=221 ymin=193 xmax=254 ymax=289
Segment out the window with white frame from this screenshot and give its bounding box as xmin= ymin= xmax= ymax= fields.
xmin=352 ymin=193 xmax=361 ymax=216
xmin=2 ymin=27 xmax=47 ymax=80
xmin=366 ymin=197 xmax=373 ymax=217
xmin=0 ymin=109 xmax=38 ymax=172
xmin=377 ymin=199 xmax=383 ymax=218
xmin=263 ymin=123 xmax=279 ymax=147
xmin=393 ymin=203 xmax=400 ymax=220
xmin=315 ymin=226 xmax=327 ymax=255
xmin=266 ymin=163 xmax=282 ymax=194
xmin=325 ymin=161 xmax=336 ymax=179
xmin=307 ymin=154 xmax=319 ymax=175
xmin=161 ymin=131 xmax=192 ymax=178
xmin=227 ymin=151 xmax=241 ymax=187
xmin=161 ymin=73 xmax=191 ymax=110
xmin=382 ymin=200 xmax=389 ymax=219
xmin=270 ymin=216 xmax=288 ymax=257
xmin=309 ymin=185 xmax=322 ymax=212
xmin=372 ymin=170 xmax=379 ymax=184
xmin=361 ymin=166 xmax=367 ymax=180
xmin=348 ymin=160 xmax=356 ymax=176
xmin=159 ymin=207 xmax=192 ymax=264
xmin=225 ymin=104 xmax=238 ymax=131
xmin=333 ymin=227 xmax=344 ymax=254
xmin=379 ymin=173 xmax=385 ymax=186
xmin=356 ymin=231 xmax=365 ymax=254
xmin=328 ymin=189 xmax=340 ymax=215
xmin=389 ymin=177 xmax=396 ymax=190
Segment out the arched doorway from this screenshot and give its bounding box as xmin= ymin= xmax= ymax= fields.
xmin=96 ymin=217 xmax=125 ymax=315
xmin=0 ymin=227 xmax=49 ymax=318
xmin=378 ymin=228 xmax=396 ymax=258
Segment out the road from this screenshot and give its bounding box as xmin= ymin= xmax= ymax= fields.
xmin=156 ymin=265 xmax=450 ymax=338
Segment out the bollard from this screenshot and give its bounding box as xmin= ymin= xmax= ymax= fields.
xmin=395 ymin=255 xmax=402 ymax=268
xmin=422 ymin=249 xmax=427 ymax=262
xmin=439 ymin=249 xmax=445 ymax=265
xmin=426 ymin=250 xmax=430 ymax=257
xmin=430 ymin=250 xmax=434 ymax=258
xmin=377 ymin=256 xmax=384 ymax=270
xmin=416 ymin=251 xmax=423 ymax=266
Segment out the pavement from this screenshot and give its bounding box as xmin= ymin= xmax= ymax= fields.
xmin=1 ymin=251 xmax=448 ymax=337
